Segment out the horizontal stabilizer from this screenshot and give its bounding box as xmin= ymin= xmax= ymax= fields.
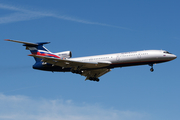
xmin=5 ymin=39 xmax=50 ymax=46
xmin=5 ymin=39 xmax=38 ymax=46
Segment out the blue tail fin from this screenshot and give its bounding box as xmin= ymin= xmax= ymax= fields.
xmin=5 ymin=39 xmax=51 ymax=62
xmin=23 ymin=42 xmax=51 ymax=62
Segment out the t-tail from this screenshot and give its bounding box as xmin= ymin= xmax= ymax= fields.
xmin=5 ymin=39 xmax=72 ymax=71
xmin=5 ymin=39 xmax=53 ymax=63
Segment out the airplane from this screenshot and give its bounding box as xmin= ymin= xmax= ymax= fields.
xmin=5 ymin=39 xmax=177 ymax=82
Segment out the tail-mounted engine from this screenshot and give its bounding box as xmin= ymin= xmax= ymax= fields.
xmin=55 ymin=51 xmax=72 ymax=59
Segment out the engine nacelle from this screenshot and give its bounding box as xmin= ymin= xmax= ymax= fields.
xmin=55 ymin=51 xmax=72 ymax=59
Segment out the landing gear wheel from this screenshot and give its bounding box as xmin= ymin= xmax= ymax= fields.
xmin=89 ymin=77 xmax=93 ymax=80
xmin=89 ymin=77 xmax=99 ymax=82
xmin=149 ymin=64 xmax=154 ymax=72
xmin=96 ymin=78 xmax=99 ymax=82
xmin=71 ymin=70 xmax=82 ymax=74
xmin=150 ymin=68 xmax=154 ymax=72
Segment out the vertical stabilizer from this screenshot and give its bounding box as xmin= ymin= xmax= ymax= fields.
xmin=24 ymin=42 xmax=51 ymax=62
xmin=5 ymin=39 xmax=51 ymax=62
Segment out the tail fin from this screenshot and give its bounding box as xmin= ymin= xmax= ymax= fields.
xmin=5 ymin=39 xmax=51 ymax=62
xmin=24 ymin=42 xmax=51 ymax=62
xmin=24 ymin=42 xmax=50 ymax=53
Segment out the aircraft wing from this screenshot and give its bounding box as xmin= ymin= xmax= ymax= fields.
xmin=82 ymin=68 xmax=111 ymax=80
xmin=29 ymin=54 xmax=111 ymax=69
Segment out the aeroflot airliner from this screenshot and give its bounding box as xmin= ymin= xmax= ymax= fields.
xmin=6 ymin=39 xmax=177 ymax=82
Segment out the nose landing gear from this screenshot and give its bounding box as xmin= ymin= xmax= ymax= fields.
xmin=150 ymin=68 xmax=154 ymax=72
xmin=149 ymin=64 xmax=154 ymax=72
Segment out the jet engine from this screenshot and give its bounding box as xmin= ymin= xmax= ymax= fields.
xmin=55 ymin=51 xmax=72 ymax=59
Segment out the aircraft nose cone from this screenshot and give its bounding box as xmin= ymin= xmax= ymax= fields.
xmin=171 ymin=54 xmax=177 ymax=60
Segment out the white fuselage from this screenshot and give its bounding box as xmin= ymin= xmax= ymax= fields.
xmin=7 ymin=39 xmax=177 ymax=81
xmin=69 ymin=50 xmax=177 ymax=68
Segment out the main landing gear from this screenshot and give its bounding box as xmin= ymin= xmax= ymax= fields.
xmin=89 ymin=77 xmax=99 ymax=82
xmin=71 ymin=66 xmax=83 ymax=74
xmin=71 ymin=70 xmax=82 ymax=74
xmin=149 ymin=64 xmax=154 ymax=72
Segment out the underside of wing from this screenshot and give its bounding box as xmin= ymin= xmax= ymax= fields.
xmin=81 ymin=68 xmax=111 ymax=81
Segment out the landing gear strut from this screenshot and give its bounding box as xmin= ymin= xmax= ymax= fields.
xmin=71 ymin=66 xmax=83 ymax=74
xmin=149 ymin=64 xmax=154 ymax=72
xmin=71 ymin=70 xmax=82 ymax=74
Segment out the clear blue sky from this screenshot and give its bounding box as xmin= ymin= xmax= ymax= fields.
xmin=0 ymin=0 xmax=180 ymax=120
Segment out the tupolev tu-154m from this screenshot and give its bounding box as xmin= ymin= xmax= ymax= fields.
xmin=6 ymin=39 xmax=177 ymax=82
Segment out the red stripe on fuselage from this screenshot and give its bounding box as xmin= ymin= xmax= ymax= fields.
xmin=34 ymin=52 xmax=61 ymax=58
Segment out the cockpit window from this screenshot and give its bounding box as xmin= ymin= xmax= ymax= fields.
xmin=163 ymin=51 xmax=172 ymax=54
